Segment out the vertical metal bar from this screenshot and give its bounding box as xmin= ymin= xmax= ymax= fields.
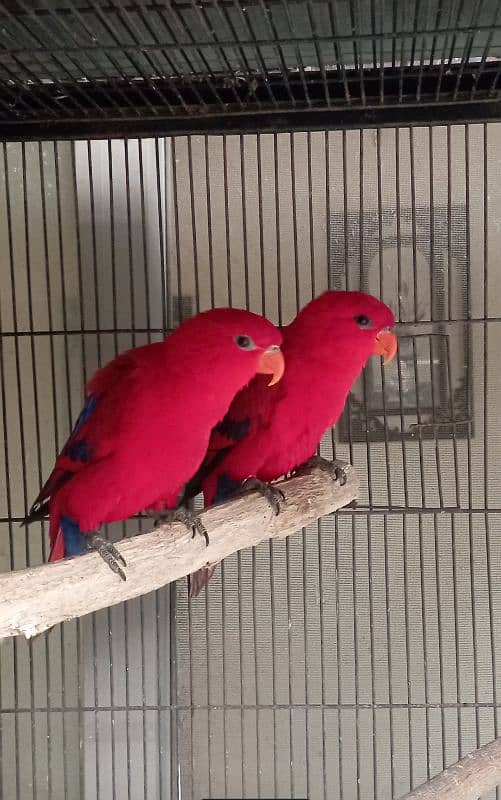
xmin=419 ymin=504 xmax=433 ymax=783
xmin=464 ymin=124 xmax=481 ymax=754
xmin=204 ymin=136 xmax=216 ymax=310
xmin=290 ymin=133 xmax=301 ymax=313
xmin=482 ymin=121 xmax=499 ymax=797
xmin=154 ymin=138 xmax=168 ymax=334
xmin=306 ymin=132 xmax=315 ymax=300
xmin=70 ymin=139 xmax=92 ymax=799
xmin=341 ymin=130 xmax=355 ymax=474
xmin=273 ymin=134 xmax=283 ymax=327
xmin=38 ymin=140 xmax=61 ymax=800
xmin=256 ymin=134 xmax=267 ymax=318
xmin=123 ymin=138 xmax=135 ymax=800
xmin=85 ymin=139 xmax=102 ymax=799
xmin=223 ymin=135 xmax=233 ymax=307
xmin=395 ymin=129 xmax=410 ymax=509
xmin=334 ymin=511 xmax=344 ymax=800
xmin=136 ymin=137 xmax=157 ymax=800
xmin=409 ymin=128 xmax=427 ymax=508
xmin=20 ymin=139 xmax=44 ymax=800
xmin=171 ymin=138 xmax=184 ymax=321
xmin=239 ymin=135 xmax=251 ymax=311
xmin=166 ymin=136 xmax=181 ymax=800
xmin=187 ymin=137 xmax=202 ymax=314
xmin=290 ymin=131 xmax=310 ymax=799
xmin=376 ymin=128 xmax=393 ymax=508
xmin=382 ymin=513 xmax=396 ymax=797
xmin=2 ymin=140 xmax=23 ymax=800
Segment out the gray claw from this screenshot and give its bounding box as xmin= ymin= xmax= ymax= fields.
xmin=153 ymin=508 xmax=209 ymax=547
xmin=86 ymin=532 xmax=127 ymax=581
xmin=293 ymin=456 xmax=349 ymax=486
xmin=241 ymin=477 xmax=286 ymax=515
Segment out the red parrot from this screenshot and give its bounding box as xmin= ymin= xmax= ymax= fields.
xmin=186 ymin=290 xmax=397 ymax=596
xmin=23 ymin=308 xmax=284 ymax=579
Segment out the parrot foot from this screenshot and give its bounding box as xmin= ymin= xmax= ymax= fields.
xmin=240 ymin=477 xmax=285 ymax=515
xmin=86 ymin=533 xmax=127 ymax=581
xmin=152 ymin=508 xmax=209 ymax=547
xmin=293 ymin=456 xmax=349 ymax=486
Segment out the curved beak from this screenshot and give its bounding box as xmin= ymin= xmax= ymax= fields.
xmin=257 ymin=345 xmax=285 ymax=386
xmin=374 ymin=329 xmax=398 ymax=365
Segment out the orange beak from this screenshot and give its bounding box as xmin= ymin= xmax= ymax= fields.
xmin=373 ymin=329 xmax=398 ymax=365
xmin=257 ymin=345 xmax=285 ymax=386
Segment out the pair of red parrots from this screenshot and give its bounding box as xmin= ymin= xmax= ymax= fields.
xmin=23 ymin=291 xmax=397 ymax=589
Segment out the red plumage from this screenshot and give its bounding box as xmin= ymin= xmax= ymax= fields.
xmin=188 ymin=291 xmax=396 ymax=596
xmin=25 ymin=308 xmax=283 ymax=566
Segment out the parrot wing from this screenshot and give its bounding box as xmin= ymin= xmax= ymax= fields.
xmin=23 ymin=348 xmax=140 ymax=525
xmin=180 ymin=371 xmax=281 ymax=505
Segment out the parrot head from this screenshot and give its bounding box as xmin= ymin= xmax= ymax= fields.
xmin=174 ymin=307 xmax=285 ymax=386
xmin=292 ymin=290 xmax=397 ymax=366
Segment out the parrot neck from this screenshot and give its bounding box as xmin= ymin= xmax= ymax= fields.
xmin=283 ymin=316 xmax=375 ymax=425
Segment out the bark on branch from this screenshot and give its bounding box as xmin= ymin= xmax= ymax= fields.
xmin=398 ymin=738 xmax=501 ymax=800
xmin=0 ymin=460 xmax=358 ymax=639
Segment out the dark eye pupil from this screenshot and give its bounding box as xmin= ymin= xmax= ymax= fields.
xmin=355 ymin=315 xmax=371 ymax=328
xmin=236 ymin=335 xmax=252 ymax=349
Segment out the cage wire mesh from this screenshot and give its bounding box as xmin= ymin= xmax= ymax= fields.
xmin=1 ymin=2 xmax=501 ymax=800
xmin=0 ymin=1 xmax=500 ymax=135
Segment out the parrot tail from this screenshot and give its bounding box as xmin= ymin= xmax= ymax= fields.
xmin=48 ymin=514 xmax=65 ymax=562
xmin=188 ymin=563 xmax=217 ymax=598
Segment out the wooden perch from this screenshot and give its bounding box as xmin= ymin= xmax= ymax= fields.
xmin=398 ymin=737 xmax=501 ymax=800
xmin=0 ymin=460 xmax=357 ymax=640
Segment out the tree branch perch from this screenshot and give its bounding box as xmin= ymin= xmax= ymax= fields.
xmin=398 ymin=737 xmax=501 ymax=800
xmin=0 ymin=460 xmax=358 ymax=640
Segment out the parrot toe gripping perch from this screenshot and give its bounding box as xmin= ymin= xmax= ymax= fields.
xmin=238 ymin=477 xmax=286 ymax=516
xmin=293 ymin=456 xmax=350 ymax=487
xmin=86 ymin=532 xmax=127 ymax=581
xmin=147 ymin=507 xmax=210 ymax=546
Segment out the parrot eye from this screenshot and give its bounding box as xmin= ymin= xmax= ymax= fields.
xmin=235 ymin=334 xmax=256 ymax=351
xmin=355 ymin=314 xmax=373 ymax=329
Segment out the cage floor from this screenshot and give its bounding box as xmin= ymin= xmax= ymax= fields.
xmin=1 ymin=125 xmax=501 ymax=799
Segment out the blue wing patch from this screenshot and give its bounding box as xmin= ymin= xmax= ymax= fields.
xmin=65 ymin=440 xmax=93 ymax=463
xmin=72 ymin=394 xmax=97 ymax=435
xmin=214 ymin=473 xmax=242 ymax=505
xmin=215 ymin=415 xmax=250 ymax=443
xmin=60 ymin=515 xmax=87 ymax=557
xmin=63 ymin=395 xmax=97 ymax=462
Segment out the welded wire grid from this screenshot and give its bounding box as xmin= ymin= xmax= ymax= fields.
xmin=0 ymin=1 xmax=501 ymax=130
xmin=1 ymin=125 xmax=501 ymax=799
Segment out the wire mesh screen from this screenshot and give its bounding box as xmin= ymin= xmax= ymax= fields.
xmin=0 ymin=1 xmax=501 ymax=136
xmin=1 ymin=124 xmax=501 ymax=799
